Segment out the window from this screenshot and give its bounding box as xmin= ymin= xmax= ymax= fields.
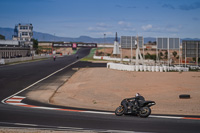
xmin=29 ymin=27 xmax=33 ymax=30
xmin=22 ymin=32 xmax=28 ymax=36
xmin=20 ymin=26 xmax=28 ymax=30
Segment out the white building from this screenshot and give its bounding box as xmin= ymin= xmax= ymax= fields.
xmin=13 ymin=23 xmax=33 ymax=46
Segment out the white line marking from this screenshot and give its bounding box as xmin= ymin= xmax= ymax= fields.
xmin=14 ymin=123 xmax=38 ymax=126
xmin=6 ymin=103 xmax=28 ymax=105
xmin=6 ymin=99 xmax=22 ymax=102
xmin=1 ymin=59 xmax=80 ymax=104
xmin=12 ymin=96 xmax=26 ymax=99
xmin=149 ymin=115 xmax=183 ymax=119
xmin=0 ymin=122 xmax=142 ymax=133
xmin=57 ymin=126 xmax=83 ymax=130
xmin=82 ymin=111 xmax=114 ymax=115
xmin=32 ymin=106 xmax=61 ymax=110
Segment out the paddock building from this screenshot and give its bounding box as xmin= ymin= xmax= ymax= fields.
xmin=0 ymin=40 xmax=31 ymax=59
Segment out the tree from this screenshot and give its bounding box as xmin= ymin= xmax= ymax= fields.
xmin=164 ymin=51 xmax=168 ymax=59
xmin=172 ymin=51 xmax=177 ymax=57
xmin=158 ymin=52 xmax=163 ymax=59
xmin=159 ymin=52 xmax=163 ymax=57
xmin=0 ymin=34 xmax=5 ymax=40
xmin=145 ymin=53 xmax=151 ymax=59
xmin=145 ymin=53 xmax=156 ymax=61
xmin=32 ymin=38 xmax=38 ymax=49
xmin=32 ymin=38 xmax=39 ymax=54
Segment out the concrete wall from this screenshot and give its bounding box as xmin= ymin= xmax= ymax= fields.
xmin=93 ymin=55 xmax=155 ymax=64
xmin=0 ymin=48 xmax=30 ymax=59
xmin=0 ymin=55 xmax=53 ymax=64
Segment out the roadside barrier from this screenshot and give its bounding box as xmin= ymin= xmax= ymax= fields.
xmin=0 ymin=54 xmax=62 ymax=64
xmin=93 ymin=55 xmax=154 ymax=64
xmin=107 ymin=62 xmax=189 ymax=72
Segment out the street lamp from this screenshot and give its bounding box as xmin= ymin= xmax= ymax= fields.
xmin=104 ymin=34 xmax=106 ymax=56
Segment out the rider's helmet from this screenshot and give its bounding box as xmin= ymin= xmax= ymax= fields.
xmin=136 ymin=93 xmax=141 ymax=97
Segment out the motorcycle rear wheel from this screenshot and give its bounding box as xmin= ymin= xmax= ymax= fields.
xmin=138 ymin=107 xmax=151 ymax=118
xmin=115 ymin=106 xmax=124 ymax=116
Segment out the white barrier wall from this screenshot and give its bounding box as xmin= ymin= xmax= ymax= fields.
xmin=0 ymin=55 xmax=55 ymax=64
xmin=107 ymin=62 xmax=189 ymax=72
xmin=93 ymin=55 xmax=154 ymax=64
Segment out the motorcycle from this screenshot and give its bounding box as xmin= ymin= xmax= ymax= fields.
xmin=115 ymin=97 xmax=156 ymax=118
xmin=53 ymin=56 xmax=56 ymax=61
xmin=76 ymin=55 xmax=79 ymax=59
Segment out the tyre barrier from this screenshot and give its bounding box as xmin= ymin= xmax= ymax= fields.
xmin=179 ymin=94 xmax=190 ymax=99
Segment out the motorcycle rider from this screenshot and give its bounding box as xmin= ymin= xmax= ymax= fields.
xmin=53 ymin=56 xmax=56 ymax=61
xmin=76 ymin=54 xmax=79 ymax=59
xmin=121 ymin=93 xmax=145 ymax=113
xmin=134 ymin=93 xmax=145 ymax=110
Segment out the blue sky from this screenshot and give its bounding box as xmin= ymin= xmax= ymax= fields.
xmin=0 ymin=0 xmax=200 ymax=38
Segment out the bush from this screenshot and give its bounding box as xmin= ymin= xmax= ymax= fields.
xmin=107 ymin=53 xmax=111 ymax=56
xmin=124 ymin=56 xmax=129 ymax=58
xmin=145 ymin=53 xmax=156 ymax=61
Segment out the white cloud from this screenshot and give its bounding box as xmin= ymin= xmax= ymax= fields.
xmin=96 ymin=23 xmax=109 ymax=27
xmin=142 ymin=24 xmax=152 ymax=31
xmin=118 ymin=21 xmax=132 ymax=27
xmin=87 ymin=23 xmax=110 ymax=32
xmin=88 ymin=26 xmax=106 ymax=32
xmin=123 ymin=28 xmax=136 ymax=32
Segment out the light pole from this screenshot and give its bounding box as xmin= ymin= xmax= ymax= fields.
xmin=104 ymin=34 xmax=106 ymax=56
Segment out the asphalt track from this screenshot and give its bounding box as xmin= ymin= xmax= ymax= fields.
xmin=0 ymin=48 xmax=200 ymax=133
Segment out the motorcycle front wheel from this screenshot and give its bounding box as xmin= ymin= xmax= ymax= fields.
xmin=115 ymin=106 xmax=124 ymax=116
xmin=138 ymin=107 xmax=151 ymax=118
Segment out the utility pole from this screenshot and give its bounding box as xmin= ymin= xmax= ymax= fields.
xmin=131 ymin=36 xmax=133 ymax=64
xmin=104 ymin=34 xmax=106 ymax=56
xmin=196 ymin=42 xmax=198 ymax=66
xmin=178 ymin=38 xmax=181 ymax=67
xmin=120 ymin=36 xmax=123 ymax=63
xmin=185 ymin=42 xmax=186 ymax=68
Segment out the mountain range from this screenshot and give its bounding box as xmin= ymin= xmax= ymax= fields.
xmin=0 ymin=27 xmax=199 ymax=44
xmin=0 ymin=27 xmax=116 ymax=43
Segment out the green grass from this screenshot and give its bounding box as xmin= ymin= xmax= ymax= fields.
xmin=80 ymin=48 xmax=97 ymax=61
xmin=72 ymin=49 xmax=78 ymax=54
xmin=80 ymin=48 xmax=110 ymax=62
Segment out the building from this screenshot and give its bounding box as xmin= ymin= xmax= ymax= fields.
xmin=13 ymin=23 xmax=33 ymax=46
xmin=182 ymin=40 xmax=200 ymax=65
xmin=0 ymin=40 xmax=31 ymax=59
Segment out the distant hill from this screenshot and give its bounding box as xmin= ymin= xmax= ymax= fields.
xmin=0 ymin=27 xmax=199 ymax=44
xmin=0 ymin=27 xmax=116 ymax=43
xmin=0 ymin=27 xmax=13 ymax=40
